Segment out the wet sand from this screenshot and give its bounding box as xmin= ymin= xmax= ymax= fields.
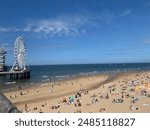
xmin=3 ymin=71 xmax=150 ymax=113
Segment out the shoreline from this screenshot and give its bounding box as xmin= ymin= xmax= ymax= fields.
xmin=1 ymin=69 xmax=144 ymax=93
xmin=3 ymin=70 xmax=150 ymax=113
xmin=7 ymin=74 xmax=109 ymax=102
xmin=1 ymin=73 xmax=109 ymax=93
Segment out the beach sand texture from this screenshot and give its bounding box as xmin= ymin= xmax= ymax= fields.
xmin=3 ymin=72 xmax=150 ymax=113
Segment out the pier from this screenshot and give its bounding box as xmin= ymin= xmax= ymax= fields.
xmin=0 ymin=36 xmax=30 ymax=80
xmin=0 ymin=70 xmax=30 ymax=80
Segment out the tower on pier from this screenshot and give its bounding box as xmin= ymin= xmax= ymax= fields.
xmin=0 ymin=47 xmax=7 ymax=72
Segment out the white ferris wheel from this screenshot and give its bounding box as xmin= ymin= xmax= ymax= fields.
xmin=11 ymin=36 xmax=27 ymax=71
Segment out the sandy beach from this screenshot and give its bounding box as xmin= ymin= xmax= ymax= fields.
xmin=3 ymin=71 xmax=150 ymax=113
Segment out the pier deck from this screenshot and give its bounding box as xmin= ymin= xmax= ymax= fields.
xmin=0 ymin=70 xmax=30 ymax=79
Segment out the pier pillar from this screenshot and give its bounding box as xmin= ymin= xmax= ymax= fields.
xmin=16 ymin=74 xmax=19 ymax=79
xmin=20 ymin=73 xmax=23 ymax=79
xmin=27 ymin=72 xmax=30 ymax=79
xmin=24 ymin=72 xmax=26 ymax=78
xmin=9 ymin=74 xmax=12 ymax=80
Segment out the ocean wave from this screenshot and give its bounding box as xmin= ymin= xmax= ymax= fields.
xmin=42 ymin=75 xmax=49 ymax=78
xmin=40 ymin=83 xmax=49 ymax=86
xmin=55 ymin=75 xmax=70 ymax=79
xmin=41 ymin=79 xmax=50 ymax=82
xmin=78 ymin=71 xmax=99 ymax=76
xmin=5 ymin=81 xmax=16 ymax=85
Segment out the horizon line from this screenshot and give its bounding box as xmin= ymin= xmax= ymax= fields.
xmin=6 ymin=62 xmax=150 ymax=66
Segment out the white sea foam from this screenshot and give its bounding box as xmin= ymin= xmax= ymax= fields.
xmin=41 ymin=79 xmax=50 ymax=82
xmin=5 ymin=81 xmax=16 ymax=85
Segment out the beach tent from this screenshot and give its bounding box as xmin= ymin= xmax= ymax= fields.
xmin=69 ymin=96 xmax=75 ymax=103
xmin=135 ymin=86 xmax=143 ymax=91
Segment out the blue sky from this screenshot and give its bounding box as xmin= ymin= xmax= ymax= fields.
xmin=0 ymin=0 xmax=150 ymax=65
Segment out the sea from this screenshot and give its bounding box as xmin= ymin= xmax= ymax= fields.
xmin=1 ymin=63 xmax=150 ymax=90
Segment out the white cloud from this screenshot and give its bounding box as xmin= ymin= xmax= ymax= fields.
xmin=0 ymin=13 xmax=114 ymax=36
xmin=0 ymin=27 xmax=9 ymax=32
xmin=22 ymin=16 xmax=90 ymax=36
xmin=0 ymin=27 xmax=20 ymax=32
xmin=120 ymin=9 xmax=132 ymax=16
xmin=0 ymin=16 xmax=89 ymax=36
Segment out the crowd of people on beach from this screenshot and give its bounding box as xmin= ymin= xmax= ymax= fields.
xmin=4 ymin=72 xmax=150 ymax=113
